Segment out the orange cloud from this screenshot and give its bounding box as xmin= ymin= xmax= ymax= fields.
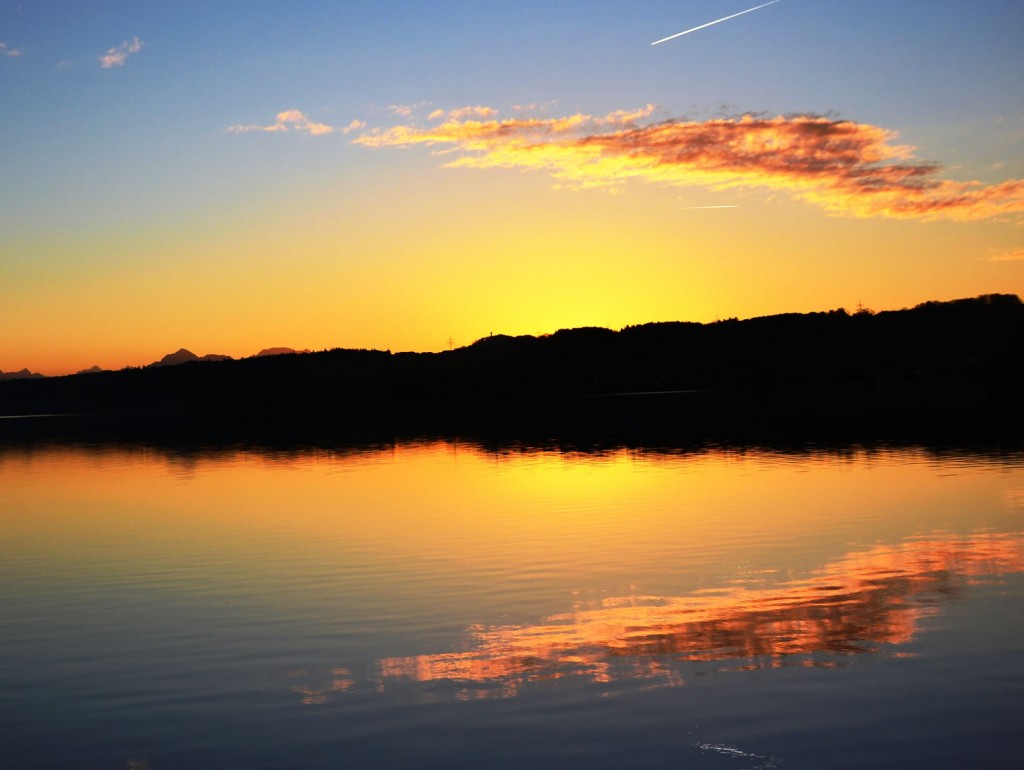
xmin=227 ymin=109 xmax=334 ymax=136
xmin=986 ymin=247 xmax=1024 ymax=262
xmin=355 ymin=107 xmax=1024 ymax=222
xmin=340 ymin=118 xmax=366 ymax=135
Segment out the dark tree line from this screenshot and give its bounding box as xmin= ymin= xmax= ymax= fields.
xmin=2 ymin=294 xmax=1022 ymax=442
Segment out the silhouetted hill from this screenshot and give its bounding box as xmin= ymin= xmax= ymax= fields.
xmin=147 ymin=349 xmax=232 ymax=367
xmin=2 ymin=294 xmax=1022 ymax=442
xmin=255 ymin=347 xmax=311 ymax=357
xmin=0 ymin=368 xmax=45 ymax=381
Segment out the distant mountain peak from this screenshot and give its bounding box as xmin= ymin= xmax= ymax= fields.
xmin=148 ymin=349 xmax=198 ymax=368
xmin=0 ymin=367 xmax=45 ymax=381
xmin=255 ymin=347 xmax=311 ymax=358
xmin=147 ymin=349 xmax=232 ymax=368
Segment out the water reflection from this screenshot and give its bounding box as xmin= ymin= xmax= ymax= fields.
xmin=284 ymin=668 xmax=355 ymax=706
xmin=376 ymin=531 xmax=1023 ymax=697
xmin=4 ymin=431 xmax=1024 ymax=470
xmin=2 ymin=438 xmax=1023 ymax=769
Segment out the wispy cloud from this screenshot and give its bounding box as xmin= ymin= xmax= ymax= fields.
xmin=428 ymin=106 xmax=497 ymax=122
xmin=0 ymin=42 xmax=24 ymax=57
xmin=355 ymin=107 xmax=1024 ymax=222
xmin=340 ymin=119 xmax=366 ymax=135
xmin=227 ymin=109 xmax=335 ymax=136
xmin=986 ymin=247 xmax=1024 ymax=262
xmin=99 ymin=36 xmax=143 ymax=68
xmin=385 ymin=101 xmax=432 ymax=118
xmin=512 ymin=101 xmax=558 ymax=115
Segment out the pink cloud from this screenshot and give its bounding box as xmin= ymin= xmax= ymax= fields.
xmin=428 ymin=106 xmax=498 ymax=122
xmin=99 ymin=36 xmax=143 ymax=68
xmin=227 ymin=109 xmax=334 ymax=136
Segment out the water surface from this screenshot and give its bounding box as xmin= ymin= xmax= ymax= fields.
xmin=1 ymin=441 xmax=1022 ymax=768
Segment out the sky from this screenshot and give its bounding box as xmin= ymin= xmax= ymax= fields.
xmin=2 ymin=0 xmax=1023 ymax=375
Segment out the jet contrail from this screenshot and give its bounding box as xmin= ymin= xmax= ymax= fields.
xmin=651 ymin=0 xmax=781 ymax=46
xmin=680 ymin=205 xmax=740 ymax=209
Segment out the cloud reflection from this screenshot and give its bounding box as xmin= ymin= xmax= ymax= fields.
xmin=377 ymin=532 xmax=1023 ymax=698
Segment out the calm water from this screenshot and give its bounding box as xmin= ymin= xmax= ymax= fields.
xmin=1 ymin=440 xmax=1022 ymax=769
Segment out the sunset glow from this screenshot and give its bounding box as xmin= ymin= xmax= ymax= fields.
xmin=1 ymin=1 xmax=1022 ymax=375
xmin=357 ymin=110 xmax=1024 ymax=220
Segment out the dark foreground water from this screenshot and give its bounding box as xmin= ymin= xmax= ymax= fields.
xmin=1 ymin=440 xmax=1022 ymax=769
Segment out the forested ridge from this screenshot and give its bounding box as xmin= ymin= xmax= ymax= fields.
xmin=3 ymin=294 xmax=1022 ymax=441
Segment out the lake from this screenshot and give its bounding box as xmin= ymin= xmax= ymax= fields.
xmin=1 ymin=438 xmax=1022 ymax=769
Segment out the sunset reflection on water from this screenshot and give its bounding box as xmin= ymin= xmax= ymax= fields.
xmin=2 ymin=440 xmax=1023 ymax=769
xmin=377 ymin=530 xmax=1023 ymax=697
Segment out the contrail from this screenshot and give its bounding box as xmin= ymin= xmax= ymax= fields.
xmin=651 ymin=0 xmax=781 ymax=46
xmin=680 ymin=205 xmax=740 ymax=210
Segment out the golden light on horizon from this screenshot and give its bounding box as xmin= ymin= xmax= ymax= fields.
xmin=4 ymin=163 xmax=1019 ymax=376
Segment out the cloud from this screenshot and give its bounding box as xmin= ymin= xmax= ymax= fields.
xmin=385 ymin=101 xmax=432 ymax=117
xmin=1 ymin=42 xmax=24 ymax=57
xmin=428 ymin=106 xmax=498 ymax=122
xmin=512 ymin=101 xmax=558 ymax=115
xmin=99 ymin=36 xmax=143 ymax=68
xmin=354 ymin=107 xmax=1024 ymax=222
xmin=340 ymin=119 xmax=366 ymax=135
xmin=227 ymin=109 xmax=335 ymax=136
xmin=986 ymin=247 xmax=1024 ymax=262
